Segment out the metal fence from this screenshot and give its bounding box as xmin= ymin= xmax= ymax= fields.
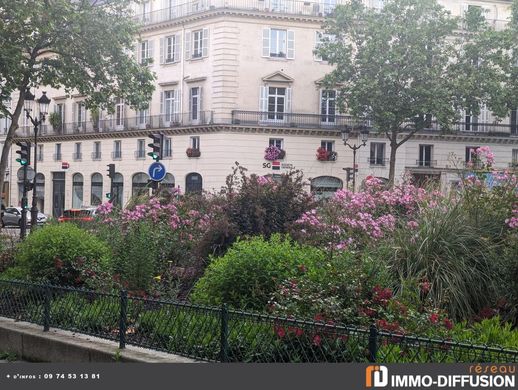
xmin=0 ymin=279 xmax=517 ymax=363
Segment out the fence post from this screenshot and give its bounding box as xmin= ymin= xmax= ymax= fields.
xmin=368 ymin=322 xmax=378 ymax=362
xmin=220 ymin=304 xmax=229 ymax=362
xmin=119 ymin=290 xmax=127 ymax=350
xmin=43 ymin=286 xmax=51 ymax=332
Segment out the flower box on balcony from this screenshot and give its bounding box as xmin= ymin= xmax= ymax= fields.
xmin=316 ymin=147 xmax=337 ymax=161
xmin=186 ymin=148 xmax=201 ymax=158
xmin=264 ymin=145 xmax=285 ymax=161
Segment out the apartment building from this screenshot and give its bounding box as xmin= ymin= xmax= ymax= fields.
xmin=5 ymin=0 xmax=518 ymax=217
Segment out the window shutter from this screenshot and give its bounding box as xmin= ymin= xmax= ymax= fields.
xmin=174 ymin=34 xmax=181 ymax=62
xmin=314 ymin=32 xmax=322 ymax=61
xmin=173 ymin=90 xmax=180 ymax=121
xmin=72 ymin=103 xmax=77 ymax=124
xmin=319 ymin=89 xmax=323 ymax=115
xmin=81 ymin=104 xmax=86 ymax=122
xmin=148 ymin=40 xmax=154 ymax=62
xmin=287 ymin=30 xmax=295 ymax=59
xmin=185 ymin=31 xmax=191 ymax=60
xmin=160 ymin=38 xmax=165 ymax=64
xmin=202 ymin=28 xmax=209 ymax=57
xmin=160 ymin=91 xmax=164 ymax=115
xmin=262 ymin=28 xmax=270 ymax=57
xmin=285 ymin=88 xmax=292 ymax=113
xmin=259 ymin=86 xmax=268 ymax=112
xmin=198 ymin=87 xmax=203 ymax=120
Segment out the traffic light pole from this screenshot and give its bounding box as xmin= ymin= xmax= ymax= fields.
xmin=20 ymin=164 xmax=28 ymax=240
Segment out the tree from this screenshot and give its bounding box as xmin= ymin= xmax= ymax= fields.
xmin=0 ymin=0 xmax=155 ymax=208
xmin=318 ymin=0 xmax=516 ymax=186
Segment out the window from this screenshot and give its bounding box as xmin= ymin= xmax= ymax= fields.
xmin=190 ymin=136 xmax=200 ymax=150
xmin=162 ymin=173 xmax=175 ymax=192
xmin=271 ymin=0 xmax=287 ymax=12
xmin=269 ymin=138 xmax=283 ymax=149
xmin=163 ymin=137 xmax=172 ymax=158
xmin=267 ymin=87 xmax=288 ymax=121
xmin=462 ymin=106 xmax=489 ymax=132
xmin=35 ymin=173 xmax=45 ymax=212
xmin=138 ymin=40 xmax=153 ymax=65
xmin=132 ymin=173 xmax=149 ymax=197
xmin=189 ymin=87 xmax=201 ymax=122
xmin=113 ymin=140 xmax=122 ymax=160
xmin=54 ymin=144 xmax=62 ymax=161
xmin=73 ymin=142 xmax=82 ymax=161
xmin=512 ymin=149 xmax=518 ymax=167
xmin=161 ymin=34 xmax=180 ymax=64
xmin=320 ymin=0 xmax=336 ymax=15
xmin=418 ymin=145 xmax=433 ymax=167
xmin=37 ymin=145 xmax=43 ymax=162
xmin=74 ymin=102 xmax=86 ymax=129
xmin=72 ymin=173 xmax=84 ymax=209
xmin=262 ymin=29 xmax=294 ymax=59
xmin=320 ymin=140 xmax=334 ymax=152
xmin=91 ymin=173 xmax=103 ymax=206
xmin=186 ymin=28 xmax=209 ymax=59
xmin=186 ymin=173 xmax=203 ymax=194
xmin=465 ymin=146 xmax=480 ymax=163
xmin=53 ymin=103 xmax=65 ymax=133
xmin=320 ymin=90 xmax=336 ymax=123
xmin=136 ymin=139 xmax=145 ymax=159
xmin=161 ymin=90 xmax=180 ymax=124
xmin=137 ymin=107 xmax=149 ymax=128
xmin=115 ymin=98 xmax=125 ymax=128
xmin=141 ymin=1 xmax=151 ymax=21
xmin=369 ymin=142 xmax=386 ymax=165
xmin=92 ymin=141 xmax=101 ymax=160
xmin=112 ymin=173 xmax=124 ymax=208
xmin=310 ymin=176 xmax=343 ymax=200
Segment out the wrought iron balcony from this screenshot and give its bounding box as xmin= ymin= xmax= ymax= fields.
xmin=53 ymin=153 xmax=62 ymax=161
xmin=135 ymin=150 xmax=146 ymax=159
xmin=368 ymin=157 xmax=388 ymax=166
xmin=72 ymin=152 xmax=82 ymax=161
xmin=415 ymin=160 xmax=437 ymax=168
xmin=91 ymin=152 xmax=102 ymax=161
xmin=112 ymin=151 xmax=122 ymax=160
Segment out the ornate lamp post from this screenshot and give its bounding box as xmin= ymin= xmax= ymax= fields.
xmin=24 ymin=90 xmax=51 ymax=233
xmin=341 ymin=125 xmax=369 ymax=193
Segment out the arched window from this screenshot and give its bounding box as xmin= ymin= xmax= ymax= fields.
xmin=132 ymin=172 xmax=149 ymax=197
xmin=35 ymin=173 xmax=45 ymax=213
xmin=91 ymin=173 xmax=103 ymax=206
xmin=72 ymin=173 xmax=84 ymax=208
xmin=113 ymin=173 xmax=124 ymax=208
xmin=310 ymin=176 xmax=343 ymax=200
xmin=161 ymin=173 xmax=175 ymax=192
xmin=185 ymin=173 xmax=203 ymax=194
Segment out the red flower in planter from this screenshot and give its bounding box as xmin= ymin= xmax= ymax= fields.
xmin=316 ymin=147 xmax=329 ymax=161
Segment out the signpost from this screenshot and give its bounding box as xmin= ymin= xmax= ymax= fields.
xmin=148 ymin=162 xmax=166 ymax=182
xmin=61 ymin=162 xmax=70 ymax=169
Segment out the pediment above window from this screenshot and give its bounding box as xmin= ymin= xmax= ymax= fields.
xmin=262 ymin=71 xmax=294 ymax=84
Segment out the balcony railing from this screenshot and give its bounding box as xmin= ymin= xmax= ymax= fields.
xmin=509 ymin=162 xmax=518 ymax=168
xmin=135 ymin=0 xmax=338 ymax=26
xmin=53 ymin=153 xmax=62 ymax=161
xmin=91 ymin=152 xmax=102 ymax=161
xmin=416 ymin=160 xmax=437 ymax=168
xmin=368 ymin=157 xmax=388 ymax=166
xmin=112 ymin=151 xmax=122 ymax=160
xmin=135 ymin=150 xmax=146 ymax=159
xmin=72 ymin=152 xmax=82 ymax=161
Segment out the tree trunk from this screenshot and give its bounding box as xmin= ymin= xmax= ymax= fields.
xmin=388 ymin=138 xmax=399 ymax=188
xmin=0 ymin=88 xmax=27 ymax=231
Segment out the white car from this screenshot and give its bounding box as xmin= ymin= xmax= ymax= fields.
xmin=1 ymin=207 xmax=47 ymax=227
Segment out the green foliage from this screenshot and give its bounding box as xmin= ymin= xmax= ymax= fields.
xmin=191 ymin=235 xmax=326 ymax=310
xmin=450 ymin=317 xmax=518 ymax=350
xmin=13 ymin=223 xmax=112 ymax=288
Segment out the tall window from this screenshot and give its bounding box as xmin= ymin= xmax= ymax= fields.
xmin=132 ymin=173 xmax=149 ymax=197
xmin=370 ymin=142 xmax=386 ymax=165
xmin=37 ymin=144 xmax=43 ymax=162
xmin=320 ymin=0 xmax=336 ymax=15
xmin=263 ymin=28 xmax=294 ymax=59
xmin=54 ymin=103 xmax=65 ymax=133
xmin=163 ymin=137 xmax=172 ymax=158
xmin=162 ymin=90 xmax=179 ymax=123
xmin=72 ymin=173 xmax=84 ymax=209
xmin=74 ymin=102 xmax=86 ymax=127
xmin=54 ymin=143 xmax=62 ymax=161
xmin=186 ymin=28 xmax=208 ymax=59
xmin=465 ymin=146 xmax=480 ymax=164
xmin=136 ymin=139 xmax=145 ymax=159
xmin=139 ymin=40 xmax=153 ymax=64
xmin=35 ymin=173 xmax=45 ymax=213
xmin=189 ymin=87 xmax=201 ymax=122
xmin=163 ymin=34 xmax=180 ymax=63
xmin=112 ymin=173 xmax=124 ymax=208
xmin=418 ymin=145 xmax=433 ymax=167
xmin=115 ymin=98 xmax=125 ymax=127
xmin=91 ymin=173 xmax=103 ymax=206
xmin=320 ymin=90 xmax=336 ymax=123
xmin=268 ymin=87 xmax=286 ymax=120
xmin=190 ymin=136 xmax=200 ymax=150
xmin=269 ymin=138 xmax=283 ymax=149
xmin=186 ymin=173 xmax=203 ymax=194
xmin=113 ymin=140 xmax=122 ymax=160
xmin=73 ymin=142 xmax=82 ymax=161
xmin=141 ymin=1 xmax=151 ymax=21
xmin=512 ymin=149 xmax=518 ymax=167
xmin=93 ymin=141 xmax=101 ymax=160
xmin=137 ymin=107 xmax=149 ymax=127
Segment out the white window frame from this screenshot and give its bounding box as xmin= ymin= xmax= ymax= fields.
xmin=190 ymin=136 xmax=200 ymax=150
xmin=189 ymin=87 xmax=202 ymax=123
xmin=320 ymin=140 xmax=334 ymax=152
xmin=262 ymin=28 xmax=294 ymax=59
xmin=115 ymin=98 xmax=125 ymax=129
xmin=113 ymin=140 xmax=122 ymax=160
xmin=418 ymin=144 xmax=433 ymax=167
xmin=161 ymin=34 xmax=180 ymax=64
xmin=320 ymin=90 xmax=337 ymax=124
xmin=164 ymin=137 xmax=173 ymax=158
xmin=185 ymin=28 xmax=209 ymax=60
xmin=269 ymin=138 xmax=284 ymax=149
xmin=370 ymin=142 xmax=386 ymax=166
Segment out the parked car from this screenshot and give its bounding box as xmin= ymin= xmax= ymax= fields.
xmin=58 ymin=208 xmax=97 ymax=223
xmin=1 ymin=207 xmax=48 ymax=227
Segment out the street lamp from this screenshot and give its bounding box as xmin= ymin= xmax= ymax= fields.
xmin=24 ymin=89 xmax=51 ymax=234
xmin=341 ymin=124 xmax=369 ymax=193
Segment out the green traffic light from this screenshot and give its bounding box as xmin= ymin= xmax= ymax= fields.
xmin=16 ymin=158 xmax=28 ymax=166
xmin=106 ymin=193 xmax=111 ymax=199
xmin=147 ymin=152 xmax=159 ymax=161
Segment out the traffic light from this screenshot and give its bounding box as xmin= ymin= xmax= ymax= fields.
xmin=107 ymin=164 xmax=115 ymax=179
xmin=345 ymin=168 xmax=354 ymax=182
xmin=15 ymin=142 xmax=31 ymax=166
xmin=106 ymin=193 xmax=112 ymax=200
xmin=147 ymin=133 xmax=164 ymax=161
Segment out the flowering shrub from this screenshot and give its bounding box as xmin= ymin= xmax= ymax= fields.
xmin=264 ymin=145 xmax=285 ymax=161
xmin=316 ymin=147 xmax=337 ymax=161
xmin=186 ymin=148 xmax=201 ymax=157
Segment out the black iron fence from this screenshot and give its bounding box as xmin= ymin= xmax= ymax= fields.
xmin=0 ymin=280 xmax=517 ymax=363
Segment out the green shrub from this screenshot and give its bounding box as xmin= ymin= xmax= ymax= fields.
xmin=449 ymin=317 xmax=518 ymax=350
xmin=191 ymin=234 xmax=326 ymax=310
xmin=13 ymin=223 xmax=112 ymax=288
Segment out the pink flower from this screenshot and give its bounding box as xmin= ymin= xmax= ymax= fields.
xmin=312 ymin=335 xmax=322 ymax=346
